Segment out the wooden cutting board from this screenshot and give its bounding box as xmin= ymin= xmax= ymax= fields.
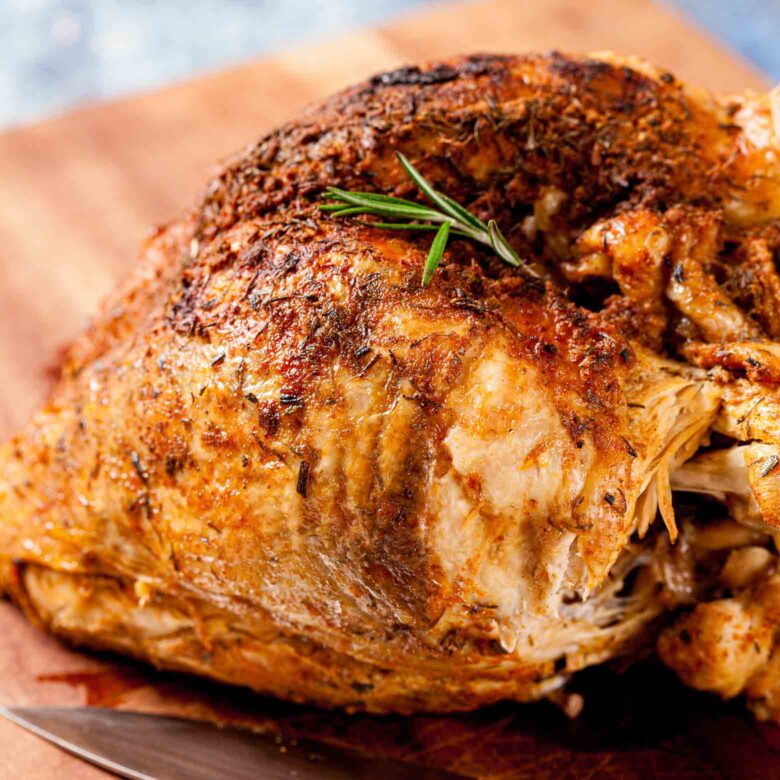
xmin=0 ymin=0 xmax=775 ymax=776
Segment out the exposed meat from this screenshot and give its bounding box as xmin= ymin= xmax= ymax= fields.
xmin=3 ymin=51 xmax=780 ymax=717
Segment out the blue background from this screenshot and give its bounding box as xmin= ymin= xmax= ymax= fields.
xmin=1 ymin=0 xmax=778 ymax=129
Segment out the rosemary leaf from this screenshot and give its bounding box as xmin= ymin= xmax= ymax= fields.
xmin=323 ymin=190 xmax=442 ymax=222
xmin=488 ymin=220 xmax=520 ymax=268
xmin=320 ymin=202 xmax=354 ymax=212
xmin=396 ymin=153 xmax=462 ymax=220
xmin=437 ymin=190 xmax=488 ymax=232
xmin=422 ymin=222 xmax=450 ymax=285
xmin=326 ymin=187 xmax=420 ymax=208
xmin=356 ymin=221 xmax=446 ymax=232
xmin=326 ymin=206 xmax=374 ymax=217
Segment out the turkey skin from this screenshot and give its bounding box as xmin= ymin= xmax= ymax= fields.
xmin=3 ymin=52 xmax=780 ymax=717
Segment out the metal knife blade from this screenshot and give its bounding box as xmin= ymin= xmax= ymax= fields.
xmin=0 ymin=706 xmax=466 ymax=780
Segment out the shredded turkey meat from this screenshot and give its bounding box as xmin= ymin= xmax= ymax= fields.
xmin=3 ymin=51 xmax=780 ymax=719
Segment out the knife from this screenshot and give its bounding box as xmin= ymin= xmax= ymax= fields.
xmin=0 ymin=706 xmax=466 ymax=780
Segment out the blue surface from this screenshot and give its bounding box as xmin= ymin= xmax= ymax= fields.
xmin=667 ymin=0 xmax=780 ymax=84
xmin=0 ymin=0 xmax=778 ymax=129
xmin=0 ymin=0 xmax=447 ymax=128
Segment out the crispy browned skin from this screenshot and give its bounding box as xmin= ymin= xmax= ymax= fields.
xmin=4 ymin=52 xmax=780 ymax=715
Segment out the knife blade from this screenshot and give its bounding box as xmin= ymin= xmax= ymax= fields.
xmin=0 ymin=706 xmax=466 ymax=780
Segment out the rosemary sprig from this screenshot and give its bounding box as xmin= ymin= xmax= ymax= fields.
xmin=320 ymin=152 xmax=538 ymax=285
xmin=423 ymin=221 xmax=450 ymax=285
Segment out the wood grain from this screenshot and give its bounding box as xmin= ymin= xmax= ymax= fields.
xmin=0 ymin=0 xmax=774 ymax=776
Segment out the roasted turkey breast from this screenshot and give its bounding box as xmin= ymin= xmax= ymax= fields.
xmin=3 ymin=51 xmax=780 ymax=717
